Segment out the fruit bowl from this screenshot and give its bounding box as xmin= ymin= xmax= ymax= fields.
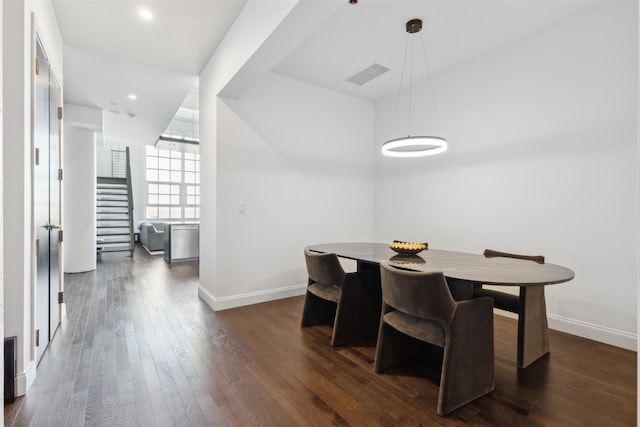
xmin=389 ymin=240 xmax=428 ymax=255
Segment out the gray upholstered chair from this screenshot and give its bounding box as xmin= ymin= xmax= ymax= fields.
xmin=301 ymin=248 xmax=379 ymax=346
xmin=473 ymin=249 xmax=546 ymax=368
xmin=139 ymin=221 xmax=165 ymax=252
xmin=374 ymin=261 xmax=494 ymax=416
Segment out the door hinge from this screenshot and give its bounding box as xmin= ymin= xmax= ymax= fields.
xmin=58 ymin=229 xmax=63 ymax=242
xmin=35 ymin=57 xmax=40 ymax=75
xmin=58 ymin=106 xmax=63 ymax=120
xmin=58 ymin=291 xmax=64 ymax=304
xmin=58 ymin=168 xmax=63 ymax=181
xmin=35 ymin=329 xmax=40 ymax=347
xmin=35 ymin=148 xmax=40 ymax=166
xmin=36 ymin=238 xmax=40 ymax=257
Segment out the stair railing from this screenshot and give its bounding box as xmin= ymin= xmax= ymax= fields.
xmin=125 ymin=147 xmax=134 ymax=256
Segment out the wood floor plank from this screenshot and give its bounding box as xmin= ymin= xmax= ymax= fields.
xmin=4 ymin=246 xmax=636 ymax=426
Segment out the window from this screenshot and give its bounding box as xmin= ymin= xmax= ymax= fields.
xmin=145 ymin=146 xmax=199 ymax=221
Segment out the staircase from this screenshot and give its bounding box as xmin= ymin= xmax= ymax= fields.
xmin=96 ymin=148 xmax=134 ymax=256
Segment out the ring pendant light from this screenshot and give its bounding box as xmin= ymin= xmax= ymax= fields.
xmin=382 ymin=19 xmax=447 ymax=158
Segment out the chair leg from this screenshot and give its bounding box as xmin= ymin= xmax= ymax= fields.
xmin=437 ymin=299 xmax=494 ymax=415
xmin=300 ymin=291 xmax=336 ymax=328
xmin=374 ymin=322 xmax=421 ymax=373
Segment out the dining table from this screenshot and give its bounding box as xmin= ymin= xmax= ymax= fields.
xmin=306 ymin=242 xmax=575 ymax=369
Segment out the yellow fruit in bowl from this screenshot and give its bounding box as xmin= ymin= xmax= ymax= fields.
xmin=390 ymin=240 xmax=428 ymax=254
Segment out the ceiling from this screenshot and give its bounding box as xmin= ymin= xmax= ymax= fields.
xmin=51 ymin=0 xmax=246 ymax=146
xmin=273 ymin=0 xmax=602 ymax=101
xmin=51 ymin=0 xmax=601 ymax=147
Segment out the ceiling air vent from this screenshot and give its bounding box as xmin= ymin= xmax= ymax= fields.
xmin=346 ymin=63 xmax=390 ymax=86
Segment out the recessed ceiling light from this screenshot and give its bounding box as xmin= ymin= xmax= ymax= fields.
xmin=128 ymin=94 xmax=137 ymax=100
xmin=138 ymin=8 xmax=153 ymax=21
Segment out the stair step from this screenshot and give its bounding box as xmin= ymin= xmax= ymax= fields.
xmin=97 ymin=197 xmax=129 ymax=204
xmin=97 ymin=249 xmax=131 ymax=254
xmin=97 ymin=209 xmax=129 ymax=214
xmin=98 ymin=239 xmax=131 ymax=244
xmin=97 ymin=245 xmax=132 ymax=254
xmin=97 ymin=240 xmax=131 ymax=245
xmin=97 ymin=177 xmax=127 ymax=185
xmin=96 ymin=189 xmax=127 ymax=196
xmin=96 ymin=174 xmax=131 ymax=256
xmin=97 ymin=184 xmax=127 ymax=188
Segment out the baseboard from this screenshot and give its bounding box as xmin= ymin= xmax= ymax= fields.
xmin=197 ymin=287 xmax=637 ymax=351
xmin=198 ymin=283 xmax=307 ymax=312
xmin=546 ymin=314 xmax=636 ymax=351
xmin=15 ymin=360 xmax=37 ymax=397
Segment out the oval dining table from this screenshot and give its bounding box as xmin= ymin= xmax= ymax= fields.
xmin=306 ymin=242 xmax=575 ymax=369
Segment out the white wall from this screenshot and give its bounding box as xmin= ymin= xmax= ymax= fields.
xmin=208 ymin=72 xmax=374 ymax=309
xmin=63 ymin=126 xmax=96 ymax=273
xmin=198 ymin=0 xmax=300 ymax=308
xmin=2 ymin=0 xmax=63 ymax=394
xmin=374 ymin=3 xmax=638 ymax=350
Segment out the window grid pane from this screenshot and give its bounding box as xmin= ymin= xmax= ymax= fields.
xmin=146 ymin=146 xmax=199 ymax=221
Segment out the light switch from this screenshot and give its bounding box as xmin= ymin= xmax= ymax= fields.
xmin=238 ymin=202 xmax=245 ymax=214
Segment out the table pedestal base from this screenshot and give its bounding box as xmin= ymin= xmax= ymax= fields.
xmin=518 ymin=286 xmax=550 ymax=369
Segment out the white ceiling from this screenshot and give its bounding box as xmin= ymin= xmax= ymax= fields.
xmin=51 ymin=0 xmax=601 ymax=147
xmin=273 ymin=0 xmax=603 ymax=101
xmin=52 ymin=0 xmax=246 ymax=146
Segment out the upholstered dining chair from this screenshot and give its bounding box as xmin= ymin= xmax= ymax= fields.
xmin=374 ymin=261 xmax=494 ymax=416
xmin=474 ymin=249 xmax=547 ymax=368
xmin=301 ymin=248 xmax=379 ymax=346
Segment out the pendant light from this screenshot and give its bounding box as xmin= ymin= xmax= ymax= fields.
xmin=382 ymin=19 xmax=447 ymax=158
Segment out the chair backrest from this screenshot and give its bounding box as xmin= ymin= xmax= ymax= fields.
xmin=380 ymin=261 xmax=456 ymax=323
xmin=304 ymin=249 xmax=346 ymax=287
xmin=483 ymin=249 xmax=545 ymax=264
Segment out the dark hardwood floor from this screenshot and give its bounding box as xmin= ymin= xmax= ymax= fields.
xmin=4 ymin=247 xmax=636 ymax=426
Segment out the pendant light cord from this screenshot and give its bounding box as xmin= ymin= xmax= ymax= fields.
xmin=408 ymin=35 xmax=414 ymax=137
xmin=393 ymin=32 xmax=411 ymax=138
xmin=419 ymin=35 xmax=441 ymax=129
